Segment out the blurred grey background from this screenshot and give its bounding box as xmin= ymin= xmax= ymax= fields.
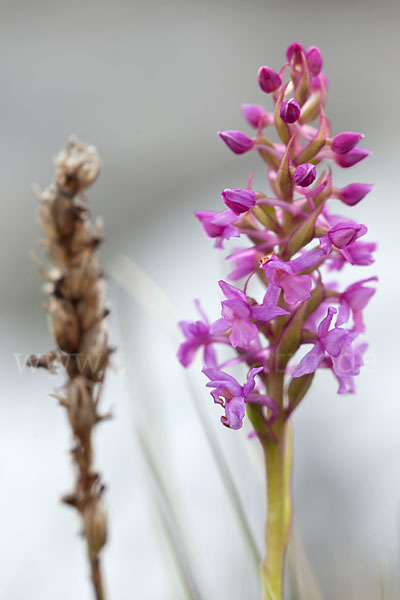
xmin=0 ymin=0 xmax=399 ymax=598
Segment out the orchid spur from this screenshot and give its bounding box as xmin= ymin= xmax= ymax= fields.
xmin=178 ymin=42 xmax=376 ymax=600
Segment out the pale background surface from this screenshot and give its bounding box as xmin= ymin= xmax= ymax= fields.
xmin=0 ymin=0 xmax=399 ymax=598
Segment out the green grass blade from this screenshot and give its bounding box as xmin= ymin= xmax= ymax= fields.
xmin=183 ymin=372 xmax=261 ymax=570
xmin=137 ymin=428 xmax=203 ymax=600
xmin=287 ymin=528 xmax=322 ymax=600
xmin=111 ymin=254 xmax=261 ymax=571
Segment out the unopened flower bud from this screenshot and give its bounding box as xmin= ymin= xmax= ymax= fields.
xmin=218 ymin=130 xmax=254 ymax=155
xmin=328 ymin=222 xmax=366 ymax=248
xmin=66 ymin=376 xmax=96 ymax=438
xmin=280 ymin=98 xmax=301 ymax=123
xmin=335 ymin=147 xmax=371 ymax=168
xmin=221 ymin=189 xmax=256 ymax=215
xmin=257 ymin=66 xmax=282 ymax=93
xmin=286 ymin=42 xmax=304 ymax=65
xmin=83 ymin=500 xmax=107 ymax=556
xmin=337 ymin=183 xmax=374 ymax=206
xmin=48 ymin=297 xmax=80 ymax=353
xmin=294 ymin=163 xmax=316 ymax=187
xmin=240 ymin=104 xmax=269 ymax=128
xmin=306 ymin=46 xmax=323 ymax=77
xmin=332 ymin=132 xmax=364 ymax=155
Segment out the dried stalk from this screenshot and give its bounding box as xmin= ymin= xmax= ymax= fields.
xmin=29 ymin=138 xmax=111 ymax=600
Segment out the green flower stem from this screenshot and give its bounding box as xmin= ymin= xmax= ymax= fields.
xmin=247 ymin=372 xmax=293 ymax=600
xmin=261 ymin=418 xmax=292 ymax=600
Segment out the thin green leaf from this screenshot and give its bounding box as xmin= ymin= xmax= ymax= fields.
xmin=379 ymin=555 xmax=389 ymax=600
xmin=184 ymin=373 xmax=261 ymax=571
xmin=287 ymin=528 xmax=323 ymax=600
xmin=110 ymin=254 xmax=180 ymax=343
xmin=137 ymin=428 xmax=203 ymax=600
xmin=111 ymin=255 xmax=261 ymax=571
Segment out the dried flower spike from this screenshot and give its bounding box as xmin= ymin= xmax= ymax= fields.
xmin=30 ymin=138 xmax=111 ymax=600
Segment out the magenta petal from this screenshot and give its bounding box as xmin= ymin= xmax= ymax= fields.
xmin=280 ymin=98 xmax=301 ymax=124
xmin=219 ymin=280 xmax=248 ymax=302
xmin=247 ymin=393 xmax=279 ymax=423
xmin=343 ymin=277 xmax=377 ymax=309
xmin=210 ymin=317 xmax=231 ymax=335
xmin=223 ymin=397 xmax=245 ymax=429
xmin=240 ymin=103 xmax=269 ymax=128
xmin=195 ymin=209 xmax=239 ymax=246
xmin=311 ymin=71 xmax=328 ymax=92
xmin=306 ymin=46 xmax=323 ymax=76
xmin=263 ymin=283 xmax=281 ymax=306
xmin=227 ymin=247 xmax=258 ymax=281
xmin=294 ymin=163 xmax=317 ymax=187
xmin=194 ymin=299 xmax=209 ymax=324
xmin=258 ymin=66 xmax=282 ymax=93
xmin=331 ymin=342 xmax=365 ymax=379
xmin=264 ymin=257 xmax=292 ymax=279
xmin=335 ymin=373 xmax=356 ymax=394
xmin=346 ymin=287 xmax=376 ymax=312
xmin=222 ymin=298 xmax=250 ymax=321
xmin=286 ymin=41 xmax=304 ymax=65
xmin=332 ymin=132 xmax=364 ymax=155
xmin=336 ymin=300 xmax=351 ymax=327
xmin=338 ymin=183 xmax=374 ymax=206
xmin=230 ymin=318 xmax=258 ymax=348
xmin=290 ymin=248 xmax=325 ymax=273
xmin=243 ymin=366 xmax=264 ymax=396
xmin=177 ymin=340 xmax=198 ymax=367
xmin=317 ymin=306 xmax=337 ymax=338
xmin=335 ymin=147 xmax=371 ymax=168
xmin=328 ymin=224 xmax=360 ymax=248
xmin=281 ymin=273 xmax=312 ymax=305
xmin=204 ymin=344 xmax=217 ymax=368
xmin=323 ymin=328 xmax=350 ymax=357
xmin=218 ymin=130 xmax=254 ymax=155
xmin=342 ymin=278 xmax=377 ymax=333
xmin=203 ymin=367 xmax=233 ymax=382
xmin=345 ymin=241 xmax=376 ymax=266
xmin=203 ymin=368 xmax=242 ymax=396
xmin=292 ymin=342 xmax=324 ymax=378
xmin=211 ymin=209 xmax=238 ymax=226
xmin=319 ymin=235 xmax=333 ymax=255
xmin=177 ymin=312 xmax=212 ymax=367
xmin=251 ymin=304 xmax=289 ymax=321
xmin=222 ymin=188 xmax=256 ymax=215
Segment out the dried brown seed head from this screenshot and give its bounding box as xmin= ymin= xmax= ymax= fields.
xmin=60 ymin=252 xmax=99 ymax=301
xmin=79 ymin=322 xmax=109 ymax=379
xmin=55 ymin=138 xmax=101 ymax=194
xmin=48 ymin=297 xmax=80 ymax=353
xmin=66 ymin=376 xmax=97 ymax=438
xmin=83 ymin=499 xmax=107 ymax=556
xmin=50 ymin=192 xmax=76 ymax=238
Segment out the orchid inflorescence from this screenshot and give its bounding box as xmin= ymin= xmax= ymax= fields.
xmin=178 ymin=41 xmax=376 ymax=435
